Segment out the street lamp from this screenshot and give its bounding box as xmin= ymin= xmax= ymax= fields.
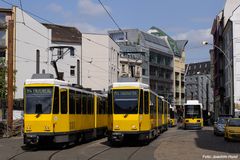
xmin=202 ymin=41 xmax=234 ymax=116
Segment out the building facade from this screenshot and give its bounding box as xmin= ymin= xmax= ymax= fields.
xmin=82 ymin=33 xmax=119 ymax=91
xmin=0 ymin=6 xmax=119 ymax=101
xmin=185 ymin=61 xmax=214 ymax=121
xmin=211 ymin=0 xmax=240 ymax=117
xmin=109 ymin=29 xmax=174 ymax=99
xmin=109 ymin=29 xmax=150 ymax=85
xmin=148 ymin=27 xmax=187 ymax=109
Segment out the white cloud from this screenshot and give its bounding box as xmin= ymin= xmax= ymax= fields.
xmin=66 ymin=22 xmax=111 ymax=34
xmin=78 ymin=0 xmax=110 ymax=16
xmin=47 ymin=3 xmax=63 ymax=13
xmin=46 ymin=3 xmax=72 ymax=18
xmin=173 ymin=28 xmax=212 ymax=48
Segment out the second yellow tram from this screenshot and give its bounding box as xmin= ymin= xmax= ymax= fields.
xmin=107 ymin=82 xmax=168 ymax=143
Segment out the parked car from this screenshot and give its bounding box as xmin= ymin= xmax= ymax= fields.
xmin=213 ymin=115 xmax=233 ymax=136
xmin=224 ymin=118 xmax=240 ymax=141
xmin=214 ymin=118 xmax=228 ymax=136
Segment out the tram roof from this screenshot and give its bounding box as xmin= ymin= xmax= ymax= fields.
xmin=111 ymin=82 xmax=149 ymax=89
xmin=25 ymin=79 xmax=71 ymax=86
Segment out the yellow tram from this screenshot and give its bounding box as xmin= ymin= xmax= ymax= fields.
xmin=23 ymin=77 xmax=108 ymax=145
xmin=107 ymin=82 xmax=168 ymax=143
xmin=183 ymin=100 xmax=203 ymax=129
xmin=169 ymin=105 xmax=177 ymax=127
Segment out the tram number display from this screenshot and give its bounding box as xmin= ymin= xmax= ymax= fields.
xmin=26 ymin=87 xmax=52 ymax=95
xmin=113 ymin=90 xmax=138 ymax=96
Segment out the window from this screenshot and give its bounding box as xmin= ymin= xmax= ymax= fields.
xmin=98 ymin=97 xmax=105 ymax=114
xmin=87 ymin=95 xmax=93 ymax=114
xmin=53 ymin=87 xmax=59 ymax=114
xmin=82 ymin=93 xmax=87 ymax=114
xmin=57 ymin=48 xmax=63 ymax=59
xmin=0 ymin=30 xmax=6 ymax=47
xmin=142 ymin=69 xmax=146 ymax=75
xmin=70 ymin=66 xmax=75 ymax=76
xmin=122 ymin=65 xmax=125 ymax=72
xmin=150 ymin=93 xmax=156 ymax=114
xmin=139 ymin=90 xmax=143 ymax=114
xmin=158 ymin=98 xmax=163 ymax=114
xmin=69 ymin=90 xmax=75 ymax=114
xmin=70 ymin=48 xmax=75 ymax=56
xmin=25 ymin=87 xmax=53 ymax=114
xmin=76 ymin=92 xmax=82 ymax=114
xmin=0 ymin=50 xmax=5 ymax=57
xmin=108 ymin=91 xmax=112 ymax=114
xmin=144 ymin=91 xmax=149 ymax=114
xmin=61 ymin=90 xmax=67 ymax=114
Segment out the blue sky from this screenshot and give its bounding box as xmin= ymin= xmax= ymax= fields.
xmin=1 ymin=0 xmax=226 ymax=63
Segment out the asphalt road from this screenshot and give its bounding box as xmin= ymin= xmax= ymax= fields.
xmin=0 ymin=127 xmax=239 ymax=160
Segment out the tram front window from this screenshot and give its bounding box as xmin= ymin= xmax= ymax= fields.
xmin=185 ymin=105 xmax=201 ymax=118
xmin=170 ymin=109 xmax=174 ymax=119
xmin=113 ymin=90 xmax=139 ymax=114
xmin=25 ymin=87 xmax=53 ymax=114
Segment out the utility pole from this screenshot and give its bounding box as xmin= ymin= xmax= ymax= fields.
xmin=206 ymin=81 xmax=209 ymax=123
xmin=7 ymin=20 xmax=14 ymax=135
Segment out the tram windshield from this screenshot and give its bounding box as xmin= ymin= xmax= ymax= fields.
xmin=184 ymin=105 xmax=201 ymax=118
xmin=170 ymin=108 xmax=174 ymax=119
xmin=113 ymin=90 xmax=139 ymax=114
xmin=25 ymin=87 xmax=53 ymax=114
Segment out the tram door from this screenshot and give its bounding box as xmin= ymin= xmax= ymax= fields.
xmin=55 ymin=88 xmax=69 ymax=132
xmin=139 ymin=89 xmax=144 ymax=130
xmin=141 ymin=91 xmax=150 ymax=131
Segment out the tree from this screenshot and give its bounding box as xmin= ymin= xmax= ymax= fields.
xmin=0 ymin=57 xmax=7 ymax=99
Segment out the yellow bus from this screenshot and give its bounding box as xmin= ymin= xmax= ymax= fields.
xmin=183 ymin=100 xmax=203 ymax=129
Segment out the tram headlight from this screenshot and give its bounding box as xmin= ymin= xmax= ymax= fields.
xmin=131 ymin=125 xmax=137 ymax=130
xmin=114 ymin=125 xmax=119 ymax=130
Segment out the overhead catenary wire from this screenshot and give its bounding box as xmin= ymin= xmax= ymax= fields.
xmin=97 ymin=0 xmax=124 ymax=33
xmin=19 ymin=0 xmax=25 ymax=25
xmin=0 ymin=0 xmax=121 ymax=74
xmin=0 ymin=0 xmax=120 ymax=54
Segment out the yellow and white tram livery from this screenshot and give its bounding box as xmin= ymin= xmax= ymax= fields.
xmin=183 ymin=100 xmax=203 ymax=129
xmin=23 ymin=77 xmax=108 ymax=145
xmin=169 ymin=105 xmax=177 ymax=127
xmin=108 ymin=82 xmax=168 ymax=143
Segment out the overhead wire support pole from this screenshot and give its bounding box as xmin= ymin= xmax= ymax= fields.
xmin=202 ymin=41 xmax=234 ymax=116
xmin=7 ymin=20 xmax=14 ymax=136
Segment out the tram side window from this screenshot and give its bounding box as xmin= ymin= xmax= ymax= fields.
xmin=87 ymin=94 xmax=93 ymax=114
xmin=144 ymin=91 xmax=149 ymax=114
xmin=139 ymin=90 xmax=143 ymax=114
xmin=150 ymin=94 xmax=156 ymax=114
xmin=61 ymin=90 xmax=67 ymax=114
xmin=69 ymin=90 xmax=75 ymax=114
xmin=165 ymin=103 xmax=168 ymax=114
xmin=105 ymin=98 xmax=108 ymax=114
xmin=158 ymin=98 xmax=162 ymax=114
xmin=53 ymin=87 xmax=59 ymax=114
xmin=76 ymin=92 xmax=82 ymax=114
xmin=98 ymin=97 xmax=103 ymax=114
xmin=108 ymin=91 xmax=112 ymax=114
xmin=82 ymin=93 xmax=87 ymax=114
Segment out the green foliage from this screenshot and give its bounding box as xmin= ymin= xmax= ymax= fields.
xmin=0 ymin=57 xmax=7 ymax=99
